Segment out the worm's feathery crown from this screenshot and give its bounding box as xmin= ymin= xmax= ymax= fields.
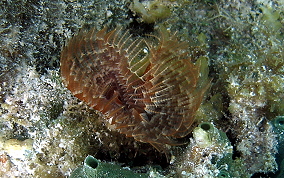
xmin=60 ymin=26 xmax=210 ymax=154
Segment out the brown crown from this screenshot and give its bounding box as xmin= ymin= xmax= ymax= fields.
xmin=60 ymin=26 xmax=210 ymax=157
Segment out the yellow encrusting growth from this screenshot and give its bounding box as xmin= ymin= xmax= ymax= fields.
xmin=129 ymin=0 xmax=171 ymax=23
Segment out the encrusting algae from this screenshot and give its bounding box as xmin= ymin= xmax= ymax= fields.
xmin=60 ymin=26 xmax=210 ymax=158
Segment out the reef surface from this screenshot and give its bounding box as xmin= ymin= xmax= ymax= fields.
xmin=0 ymin=0 xmax=283 ymax=177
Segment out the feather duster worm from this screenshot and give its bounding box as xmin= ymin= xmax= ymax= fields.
xmin=60 ymin=26 xmax=210 ymax=157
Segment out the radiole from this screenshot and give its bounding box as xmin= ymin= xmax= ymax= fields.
xmin=60 ymin=26 xmax=210 ymax=157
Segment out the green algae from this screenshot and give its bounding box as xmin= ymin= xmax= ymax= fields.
xmin=270 ymin=116 xmax=284 ymax=178
xmin=271 ymin=116 xmax=284 ymax=133
xmin=70 ymin=155 xmax=148 ymax=178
